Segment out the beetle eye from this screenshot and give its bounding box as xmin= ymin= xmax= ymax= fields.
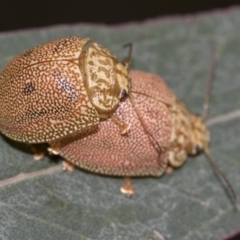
xmin=120 ymin=89 xmax=127 ymax=99
xmin=121 ymin=61 xmax=126 ymax=67
xmin=195 ymin=144 xmax=202 ymax=155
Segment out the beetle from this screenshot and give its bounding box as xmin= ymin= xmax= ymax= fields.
xmin=57 ymin=69 xmax=209 ymax=174
xmin=0 ymin=36 xmax=131 ymax=145
xmin=54 ymin=70 xmax=235 ymax=198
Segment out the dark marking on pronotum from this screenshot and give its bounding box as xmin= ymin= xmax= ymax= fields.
xmin=23 ymin=82 xmax=36 ymax=95
xmin=53 ymin=72 xmax=79 ymax=101
xmin=22 ymin=49 xmax=34 ymax=57
xmin=25 ymin=107 xmax=70 ymax=119
xmin=53 ymin=39 xmax=69 ymax=54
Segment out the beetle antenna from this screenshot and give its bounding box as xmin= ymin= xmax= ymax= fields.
xmin=202 ymin=48 xmax=236 ymax=200
xmin=122 ymin=43 xmax=133 ymax=70
xmin=202 ymin=48 xmax=217 ymax=121
xmin=128 ymin=94 xmax=163 ymax=167
xmin=204 ymin=148 xmax=236 ymax=200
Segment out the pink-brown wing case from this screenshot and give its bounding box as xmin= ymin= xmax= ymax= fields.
xmin=0 ymin=36 xmax=99 ymax=143
xmin=58 ymin=70 xmax=175 ymax=176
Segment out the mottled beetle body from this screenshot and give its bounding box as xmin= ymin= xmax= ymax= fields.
xmin=0 ymin=36 xmax=130 ymax=143
xmin=57 ymin=70 xmax=209 ymax=176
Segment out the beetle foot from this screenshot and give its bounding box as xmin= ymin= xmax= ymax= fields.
xmin=48 ymin=147 xmax=60 ymax=155
xmin=165 ymin=166 xmax=173 ymax=174
xmin=48 ymin=142 xmax=61 ymax=155
xmin=28 ymin=145 xmax=45 ymax=161
xmin=62 ymin=160 xmax=75 ymax=171
xmin=33 ymin=151 xmax=45 ymax=161
xmin=120 ymin=122 xmax=131 ymax=134
xmin=120 ymin=177 xmax=135 ymax=197
xmin=111 ymin=114 xmax=131 ymax=134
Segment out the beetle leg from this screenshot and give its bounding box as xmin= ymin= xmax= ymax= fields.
xmin=48 ymin=141 xmax=61 ymax=155
xmin=165 ymin=166 xmax=173 ymax=174
xmin=28 ymin=144 xmax=45 ymax=161
xmin=111 ymin=114 xmax=131 ymax=134
xmin=62 ymin=160 xmax=75 ymax=171
xmin=120 ymin=177 xmax=135 ymax=197
xmin=122 ymin=43 xmax=132 ymax=69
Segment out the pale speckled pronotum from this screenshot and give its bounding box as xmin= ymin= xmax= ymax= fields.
xmin=0 ymin=36 xmax=130 ymax=143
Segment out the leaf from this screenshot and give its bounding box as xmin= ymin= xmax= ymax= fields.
xmin=0 ymin=7 xmax=240 ymax=240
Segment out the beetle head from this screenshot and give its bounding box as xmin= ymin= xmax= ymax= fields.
xmin=186 ymin=115 xmax=210 ymax=155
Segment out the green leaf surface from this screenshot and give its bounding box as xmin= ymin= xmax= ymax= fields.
xmin=0 ymin=7 xmax=240 ymax=240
